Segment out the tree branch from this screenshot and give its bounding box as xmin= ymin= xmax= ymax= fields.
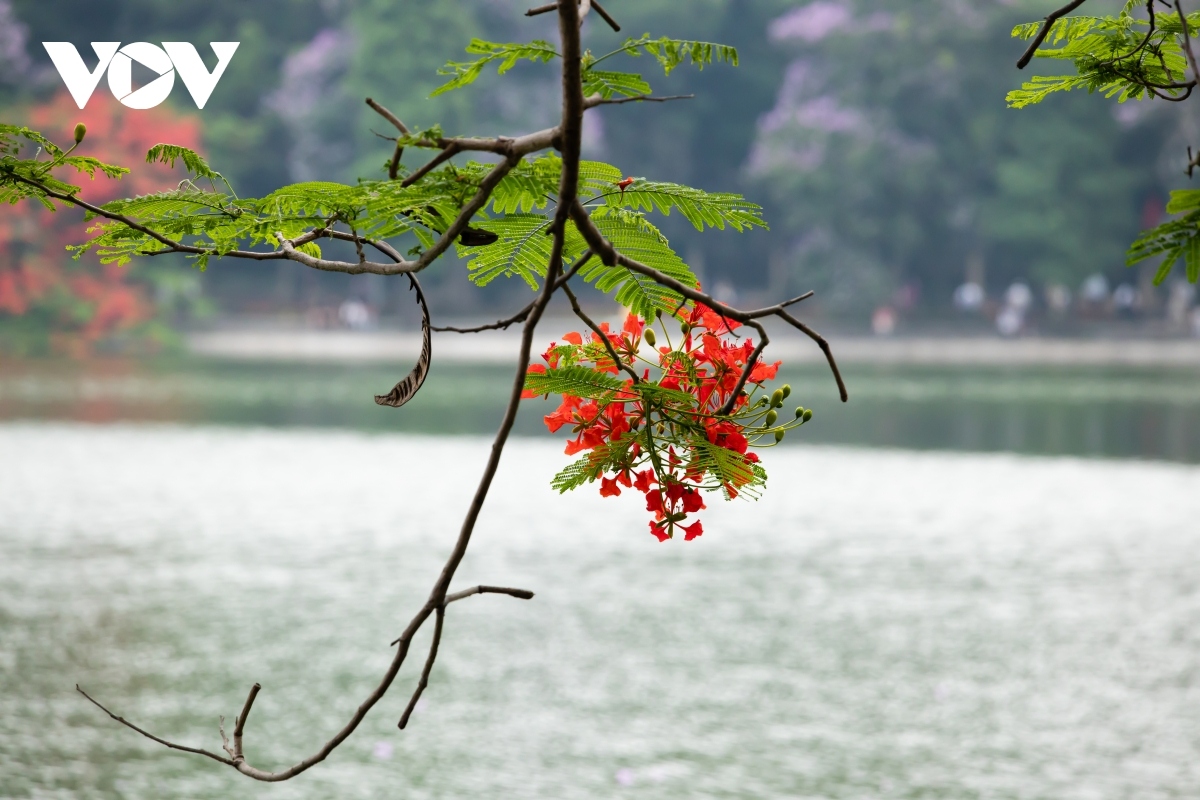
xmin=443 ymin=585 xmax=537 ymax=605
xmin=1017 ymin=0 xmax=1090 ymax=68
xmin=584 ymin=93 xmax=694 ymax=109
xmin=1175 ymin=0 xmax=1200 ymax=85
xmin=432 ymin=254 xmax=591 ymax=333
xmin=398 ymin=607 xmax=443 ymax=730
xmin=568 ymin=199 xmax=849 ymax=403
xmin=365 ymin=98 xmax=410 ymax=180
xmin=76 ymin=685 xmax=235 ymax=767
xmin=526 ymin=0 xmax=621 ymax=31
xmin=562 ymin=282 xmax=641 ymax=383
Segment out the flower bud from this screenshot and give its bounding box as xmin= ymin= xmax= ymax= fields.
xmin=643 ymin=328 xmax=656 ymax=347
xmin=680 ymin=320 xmax=691 ymax=334
xmin=765 ymin=409 xmax=778 ymax=426
xmin=771 ymin=389 xmax=784 ymax=407
xmin=802 ymin=409 xmax=813 ymax=422
xmin=73 ymin=123 xmax=86 ymax=144
xmin=795 ymin=407 xmax=804 ymax=418
xmin=781 ymin=384 xmax=792 ymax=399
xmin=774 ymin=429 xmax=786 ymax=443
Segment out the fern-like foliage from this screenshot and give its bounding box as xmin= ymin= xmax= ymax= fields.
xmin=432 ymin=39 xmax=558 ymax=96
xmin=1127 ymin=189 xmax=1200 ymax=283
xmin=0 ymin=124 xmax=128 ymax=210
xmin=1008 ymin=9 xmax=1200 ymax=108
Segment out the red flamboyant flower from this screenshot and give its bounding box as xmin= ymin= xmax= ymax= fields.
xmin=524 ymin=305 xmax=812 ymax=541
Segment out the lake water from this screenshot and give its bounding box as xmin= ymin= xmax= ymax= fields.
xmin=3 ymin=423 xmax=1200 ymax=798
xmin=3 ymin=358 xmax=1200 ymax=461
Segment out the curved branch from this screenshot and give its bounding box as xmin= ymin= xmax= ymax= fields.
xmin=569 ymin=199 xmax=849 ymax=403
xmin=365 ymin=98 xmax=410 ymax=180
xmin=561 ymin=282 xmax=642 ymax=383
xmin=76 ymin=685 xmax=235 ymax=767
xmin=584 ymin=93 xmax=694 ymax=109
xmin=433 ymin=254 xmax=591 ymax=333
xmin=1017 ymin=0 xmax=1090 ymax=69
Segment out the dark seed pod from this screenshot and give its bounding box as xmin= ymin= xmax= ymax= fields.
xmin=781 ymin=384 xmax=792 ymax=399
xmin=656 ymin=423 xmax=665 ymax=434
xmin=775 ymin=429 xmax=786 ymax=442
xmin=771 ymin=389 xmax=784 ymax=407
xmin=802 ymin=409 xmax=813 ymax=422
xmin=765 ymin=409 xmax=778 ymax=426
xmin=73 ymin=123 xmax=86 ymax=144
xmin=644 ymin=328 xmax=656 ymax=347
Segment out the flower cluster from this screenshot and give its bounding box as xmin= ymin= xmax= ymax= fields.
xmin=523 ymin=302 xmax=812 ymax=541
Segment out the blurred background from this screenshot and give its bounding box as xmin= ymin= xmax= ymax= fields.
xmin=3 ymin=2 xmax=1200 ymax=798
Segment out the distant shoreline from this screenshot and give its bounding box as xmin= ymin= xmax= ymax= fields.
xmin=186 ymin=327 xmax=1200 ymax=368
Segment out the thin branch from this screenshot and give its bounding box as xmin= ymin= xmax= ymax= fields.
xmin=398 ymin=607 xmax=444 ymax=730
xmin=401 ymin=144 xmax=462 ymax=188
xmin=365 ymin=98 xmax=410 ymax=180
xmin=76 ymin=685 xmax=235 ymax=767
xmin=1017 ymin=0 xmax=1090 ymax=68
xmin=584 ymin=93 xmax=694 ymax=109
xmin=527 ymin=0 xmax=620 ymax=31
xmin=744 ymin=291 xmax=815 ymax=319
xmin=443 ymin=585 xmax=537 ymax=605
xmin=777 ymin=310 xmax=850 ymax=403
xmin=568 ymin=198 xmax=849 ymax=403
xmin=232 ymin=683 xmax=261 ymax=761
xmin=1175 ymin=0 xmax=1200 ymax=85
xmin=562 ymin=282 xmax=641 ymax=383
xmin=718 ymin=322 xmax=770 ymax=416
xmin=432 ymin=254 xmax=591 ymax=333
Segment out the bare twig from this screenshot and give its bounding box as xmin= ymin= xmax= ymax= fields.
xmin=443 ymin=585 xmax=537 ymax=605
xmin=562 ymin=283 xmax=641 ymax=383
xmin=1017 ymin=0 xmax=1090 ymax=68
xmin=778 ymin=310 xmax=850 ymax=403
xmin=398 ymin=608 xmax=444 ymax=729
xmin=527 ymin=0 xmax=621 ymax=31
xmin=365 ymin=98 xmax=410 ymax=180
xmin=76 ymin=685 xmax=235 ymax=767
xmin=231 ymin=683 xmax=261 ymax=761
xmin=584 ymin=93 xmax=694 ymax=109
xmin=401 ymin=144 xmax=462 ymax=188
xmin=1176 ymin=0 xmax=1200 ymax=85
xmin=432 ymin=254 xmax=591 ymax=333
xmin=569 ymin=199 xmax=849 ymax=403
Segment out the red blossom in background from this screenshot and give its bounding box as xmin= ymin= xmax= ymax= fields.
xmin=0 ymin=92 xmax=202 ymax=356
xmin=524 ymin=302 xmax=814 ymax=542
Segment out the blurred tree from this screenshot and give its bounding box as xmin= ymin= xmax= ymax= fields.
xmin=746 ymin=0 xmax=1157 ymax=316
xmin=0 ymin=92 xmax=201 ymax=355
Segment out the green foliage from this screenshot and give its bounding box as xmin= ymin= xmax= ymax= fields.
xmin=1008 ymin=5 xmax=1200 ymax=283
xmin=0 ymin=124 xmax=128 ymax=210
xmin=432 ymin=38 xmax=558 ymax=96
xmin=1007 ymin=10 xmax=1200 ymax=108
xmin=602 ymin=34 xmax=739 ymax=75
xmin=1127 ymin=189 xmax=1200 ymax=283
xmin=524 ymin=364 xmax=629 ymax=400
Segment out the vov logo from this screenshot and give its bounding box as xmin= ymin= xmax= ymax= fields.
xmin=42 ymin=42 xmax=240 ymax=110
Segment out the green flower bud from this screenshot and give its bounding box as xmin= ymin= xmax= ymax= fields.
xmin=781 ymin=384 xmax=792 ymax=399
xmin=771 ymin=389 xmax=784 ymax=408
xmin=775 ymin=429 xmax=786 ymax=443
xmin=681 ymin=320 xmax=691 ymax=334
xmin=802 ymin=409 xmax=813 ymax=422
xmin=643 ymin=328 xmax=656 ymax=347
xmin=795 ymin=407 xmax=804 ymax=419
xmin=73 ymin=123 xmax=86 ymax=144
xmin=765 ymin=409 xmax=778 ymax=427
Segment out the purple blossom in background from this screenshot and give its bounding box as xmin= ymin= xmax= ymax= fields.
xmin=769 ymin=2 xmax=851 ymax=42
xmin=769 ymin=2 xmax=892 ymax=43
xmin=268 ymin=28 xmax=354 ymax=121
xmin=266 ymin=28 xmax=356 ymax=182
xmin=0 ymin=0 xmax=31 ymax=81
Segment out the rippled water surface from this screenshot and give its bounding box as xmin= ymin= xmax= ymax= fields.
xmin=3 ymin=424 xmax=1200 ymax=798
